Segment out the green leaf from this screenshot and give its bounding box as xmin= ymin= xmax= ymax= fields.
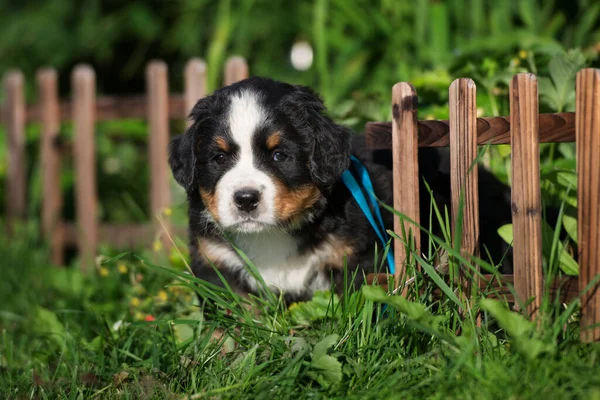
xmin=497 ymin=223 xmax=578 ymax=275
xmin=173 ymin=323 xmax=195 ymax=345
xmin=539 ymin=49 xmax=588 ymax=112
xmin=33 ymin=307 xmax=67 ymax=349
xmin=307 ymin=354 xmax=343 ymax=388
xmin=480 ymin=299 xmax=554 ymax=360
xmin=497 ymin=224 xmax=513 ymax=245
xmin=361 ymin=286 xmax=443 ymax=329
xmin=562 ymin=213 xmax=577 ymax=243
xmin=481 ymin=299 xmax=532 ymax=337
xmin=308 ymin=334 xmax=342 ymax=388
xmin=541 ymin=221 xmax=578 ymax=275
xmin=287 ymin=291 xmax=339 ymax=326
xmin=312 ymin=334 xmax=339 ymax=360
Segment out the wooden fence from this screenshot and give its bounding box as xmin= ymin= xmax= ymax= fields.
xmin=1 ymin=56 xmax=249 ymax=268
xmin=366 ymin=69 xmax=600 ymax=342
xmin=2 ymin=58 xmax=599 ymax=341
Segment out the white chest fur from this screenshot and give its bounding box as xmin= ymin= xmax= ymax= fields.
xmin=230 ymin=231 xmax=330 ymax=295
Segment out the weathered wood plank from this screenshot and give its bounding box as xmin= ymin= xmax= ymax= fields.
xmin=576 ymin=68 xmax=600 ymax=342
xmin=449 ymin=78 xmax=480 ymax=296
xmin=3 ymin=71 xmax=27 ymax=233
xmin=392 ymin=82 xmax=421 ymax=285
xmin=367 ymin=273 xmax=579 ymax=304
xmin=63 ymin=223 xmax=187 ymax=248
xmin=0 ymin=94 xmax=187 ymax=123
xmin=72 ymin=65 xmax=98 ymax=271
xmin=510 ymin=73 xmax=543 ymax=317
xmin=224 ymin=56 xmax=249 ymax=86
xmin=37 ymin=68 xmax=65 ymax=266
xmin=365 ymin=112 xmax=576 ymax=149
xmin=147 ymin=61 xmax=172 ymax=235
xmin=184 ymin=58 xmax=207 ymax=127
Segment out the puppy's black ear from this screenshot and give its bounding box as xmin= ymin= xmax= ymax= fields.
xmin=169 ymin=131 xmax=196 ymax=193
xmin=280 ymin=85 xmax=352 ymax=189
xmin=170 ymin=95 xmax=216 ymax=193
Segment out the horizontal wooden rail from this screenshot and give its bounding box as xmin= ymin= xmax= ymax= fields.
xmin=63 ymin=223 xmax=187 ymax=248
xmin=0 ymin=94 xmax=187 ymax=124
xmin=367 ymin=273 xmax=579 ymax=304
xmin=478 ymin=274 xmax=579 ymax=304
xmin=366 ymin=112 xmax=575 ymax=149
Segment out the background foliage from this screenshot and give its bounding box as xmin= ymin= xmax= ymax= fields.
xmin=0 ymin=0 xmax=599 ymax=226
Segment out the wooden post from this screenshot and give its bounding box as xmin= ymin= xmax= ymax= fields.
xmin=72 ymin=65 xmax=98 ymax=271
xmin=37 ymin=68 xmax=64 ymax=265
xmin=510 ymin=73 xmax=543 ymax=317
xmin=576 ymin=68 xmax=600 ymax=342
xmin=449 ymin=78 xmax=479 ymax=296
xmin=392 ymin=83 xmax=421 ymax=286
xmin=224 ymin=56 xmax=249 ymax=86
xmin=146 ymin=61 xmax=171 ymax=231
xmin=184 ymin=58 xmax=207 ymax=127
xmin=3 ymin=71 xmax=26 ymax=234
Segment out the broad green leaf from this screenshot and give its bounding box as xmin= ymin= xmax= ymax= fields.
xmin=497 ymin=224 xmax=513 ymax=245
xmin=308 ymin=334 xmax=342 ymax=388
xmin=312 ymin=334 xmax=339 ymax=360
xmin=361 ymin=286 xmax=443 ymax=329
xmin=287 ymin=291 xmax=339 ymax=326
xmin=481 ymin=299 xmax=533 ymax=337
xmin=480 ymin=299 xmax=554 ymax=360
xmin=34 ymin=306 xmax=67 ymax=349
xmin=541 ymin=221 xmax=578 ymax=275
xmin=562 ymin=213 xmax=577 ymax=243
xmin=308 ymin=354 xmax=343 ymax=388
xmin=539 ymin=49 xmax=587 ymax=112
xmin=173 ymin=323 xmax=195 ymax=345
xmin=498 ymin=223 xmax=578 ymax=275
xmin=496 ymin=144 xmax=511 ymax=158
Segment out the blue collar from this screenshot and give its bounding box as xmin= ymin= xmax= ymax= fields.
xmin=340 ymin=156 xmax=395 ymax=275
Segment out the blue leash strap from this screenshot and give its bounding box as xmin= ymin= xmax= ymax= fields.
xmin=341 ymin=156 xmax=395 ymax=275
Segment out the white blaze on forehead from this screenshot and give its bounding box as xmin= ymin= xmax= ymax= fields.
xmin=215 ymin=90 xmax=277 ymax=229
xmin=228 ymin=90 xmax=266 ymax=147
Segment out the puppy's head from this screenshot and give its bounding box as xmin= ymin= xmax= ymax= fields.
xmin=169 ymin=77 xmax=351 ymax=233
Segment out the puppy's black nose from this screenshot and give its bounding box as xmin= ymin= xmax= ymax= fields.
xmin=234 ymin=189 xmax=260 ymax=212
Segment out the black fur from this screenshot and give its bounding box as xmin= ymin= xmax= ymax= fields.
xmin=278 ymin=85 xmax=352 ymax=191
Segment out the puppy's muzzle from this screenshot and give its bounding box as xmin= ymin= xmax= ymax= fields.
xmin=234 ymin=188 xmax=261 ymax=213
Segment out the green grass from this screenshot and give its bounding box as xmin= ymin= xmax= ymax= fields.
xmin=2 ymin=211 xmax=600 ymax=399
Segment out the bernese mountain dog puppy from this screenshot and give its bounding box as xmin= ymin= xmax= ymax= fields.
xmin=169 ymin=76 xmax=514 ymax=305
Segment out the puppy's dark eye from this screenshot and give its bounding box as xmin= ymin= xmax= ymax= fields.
xmin=272 ymin=151 xmax=288 ymax=162
xmin=212 ymin=153 xmax=227 ymax=165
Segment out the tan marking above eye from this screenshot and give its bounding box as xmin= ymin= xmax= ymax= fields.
xmin=266 ymin=132 xmax=281 ymax=150
xmin=214 ymin=137 xmax=230 ymax=152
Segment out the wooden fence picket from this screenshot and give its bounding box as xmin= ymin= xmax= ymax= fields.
xmin=72 ymin=65 xmax=98 ymax=271
xmin=224 ymin=56 xmax=249 ymax=86
xmin=184 ymin=58 xmax=207 ymax=126
xmin=509 ymin=73 xmax=543 ymax=317
xmin=576 ymin=68 xmax=600 ymax=342
xmin=147 ymin=61 xmax=171 ymax=231
xmin=3 ymin=71 xmax=26 ymax=234
xmin=37 ymin=68 xmax=64 ymax=266
xmin=391 ymin=82 xmax=420 ymax=285
xmin=449 ymin=78 xmax=479 ymax=296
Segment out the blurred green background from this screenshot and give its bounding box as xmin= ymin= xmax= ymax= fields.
xmin=0 ymin=0 xmax=599 ymax=255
